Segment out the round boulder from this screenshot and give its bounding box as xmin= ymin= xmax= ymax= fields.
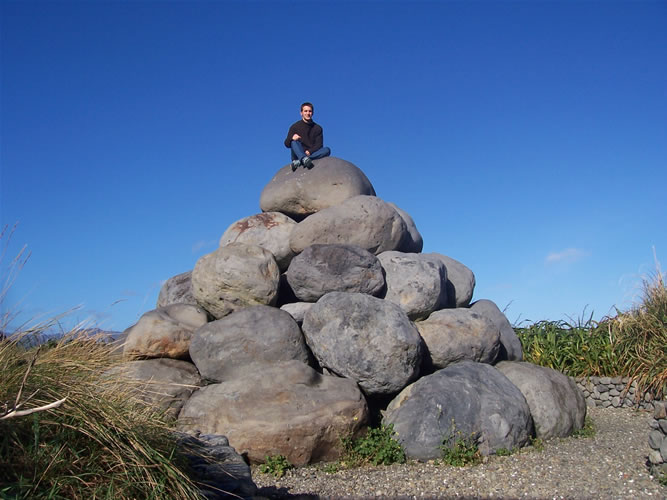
xmin=178 ymin=360 xmax=368 ymax=465
xmin=415 ymin=308 xmax=501 ymax=370
xmin=495 ymin=361 xmax=587 ymax=440
xmin=387 ymin=202 xmax=423 ymax=253
xmin=259 ymin=157 xmax=376 ymax=219
xmin=156 ymin=270 xmax=197 ymax=308
xmin=192 ymin=242 xmax=280 ymax=319
xmin=302 ymin=292 xmax=423 ymax=396
xmin=189 ymin=305 xmax=311 ymax=382
xmin=377 ymin=251 xmax=447 ymax=320
xmin=289 ymin=195 xmax=409 ymax=256
xmin=219 ymin=212 xmax=297 ymax=271
xmin=383 ymin=361 xmax=534 ymax=460
xmin=285 ymin=244 xmax=385 ymax=302
xmin=103 ymin=358 xmax=201 ymax=418
xmin=123 ymin=304 xmax=209 ymax=359
xmin=470 ymin=299 xmax=523 ymax=361
xmin=424 ymin=253 xmax=476 ymax=308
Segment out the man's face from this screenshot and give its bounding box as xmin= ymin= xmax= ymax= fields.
xmin=300 ymin=106 xmax=313 ymax=122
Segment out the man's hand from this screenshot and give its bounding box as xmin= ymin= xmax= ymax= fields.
xmin=292 ymin=134 xmax=301 ymax=141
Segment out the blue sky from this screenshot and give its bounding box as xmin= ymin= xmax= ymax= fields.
xmin=2 ymin=1 xmax=666 ymax=333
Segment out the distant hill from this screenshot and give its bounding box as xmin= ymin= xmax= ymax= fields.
xmin=1 ymin=327 xmax=124 ymax=348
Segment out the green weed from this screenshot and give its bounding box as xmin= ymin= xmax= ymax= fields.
xmin=571 ymin=416 xmax=596 ymax=438
xmin=340 ymin=424 xmax=406 ymax=466
xmin=529 ymin=436 xmax=545 ymax=451
xmin=494 ymin=446 xmax=517 ymax=456
xmin=259 ymin=454 xmax=293 ymax=478
xmin=439 ymin=421 xmax=482 ymax=467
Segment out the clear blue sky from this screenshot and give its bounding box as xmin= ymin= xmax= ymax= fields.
xmin=2 ymin=1 xmax=666 ymax=333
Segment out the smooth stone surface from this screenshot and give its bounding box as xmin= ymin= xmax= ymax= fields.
xmin=424 ymin=253 xmax=476 ymax=308
xmin=286 ymin=244 xmax=385 ymax=302
xmin=378 ymin=251 xmax=447 ymax=321
xmin=123 ymin=304 xmax=209 ymax=359
xmin=192 ymin=242 xmax=280 ymax=319
xmin=495 ymin=361 xmax=587 ymax=439
xmin=103 ymin=358 xmax=201 ymax=418
xmin=383 ymin=361 xmax=533 ymax=460
xmin=219 ymin=212 xmax=297 ymax=271
xmin=469 ymin=299 xmax=523 ymax=361
xmin=156 ymin=270 xmax=197 ymax=308
xmin=387 ymin=201 xmax=423 ymax=253
xmin=415 ymin=308 xmax=500 ymax=370
xmin=178 ymin=360 xmax=368 ymax=465
xmin=259 ymin=157 xmax=376 ymax=219
xmin=289 ymin=195 xmax=409 ymax=256
xmin=279 ymin=301 xmax=314 ymax=325
xmin=189 ymin=305 xmax=310 ymax=382
xmin=302 ymin=292 xmax=423 ymax=396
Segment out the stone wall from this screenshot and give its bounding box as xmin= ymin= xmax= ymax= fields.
xmin=574 ymin=376 xmax=657 ymax=410
xmin=574 ymin=377 xmax=666 ymax=480
xmin=649 ymin=401 xmax=667 ymax=477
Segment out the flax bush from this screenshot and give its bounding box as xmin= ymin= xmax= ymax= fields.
xmin=516 ymin=271 xmax=667 ymax=400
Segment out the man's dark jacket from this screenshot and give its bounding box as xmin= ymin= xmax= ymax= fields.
xmin=284 ymin=119 xmax=324 ymax=152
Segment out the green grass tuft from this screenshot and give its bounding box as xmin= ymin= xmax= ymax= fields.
xmin=259 ymin=454 xmax=294 ymax=478
xmin=340 ymin=424 xmax=406 ymax=467
xmin=571 ymin=416 xmax=596 ymax=439
xmin=439 ymin=421 xmax=482 ymax=467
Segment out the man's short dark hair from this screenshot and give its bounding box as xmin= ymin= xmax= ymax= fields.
xmin=301 ymin=102 xmax=314 ymax=111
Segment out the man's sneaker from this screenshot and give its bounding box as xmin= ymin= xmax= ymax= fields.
xmin=291 ymin=159 xmax=301 ymax=171
xmin=302 ymin=156 xmax=314 ymax=169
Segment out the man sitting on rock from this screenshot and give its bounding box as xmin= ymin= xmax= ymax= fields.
xmin=285 ymin=102 xmax=331 ymax=171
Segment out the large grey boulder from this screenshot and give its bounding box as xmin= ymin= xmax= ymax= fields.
xmin=219 ymin=212 xmax=297 ymax=271
xmin=302 ymin=292 xmax=423 ymax=396
xmin=156 ymin=271 xmax=197 ymax=308
xmin=495 ymin=361 xmax=587 ymax=440
xmin=189 ymin=305 xmax=310 ymax=382
xmin=415 ymin=308 xmax=501 ymax=370
xmin=285 ymin=244 xmax=385 ymax=302
xmin=377 ymin=251 xmax=447 ymax=321
xmin=425 ymin=253 xmax=476 ymax=308
xmin=259 ymin=157 xmax=376 ymax=219
xmin=103 ymin=358 xmax=201 ymax=418
xmin=383 ymin=361 xmax=533 ymax=460
xmin=192 ymin=243 xmax=280 ymax=319
xmin=387 ymin=202 xmax=423 ymax=253
xmin=290 ymin=195 xmax=409 ymax=255
xmin=178 ymin=360 xmax=368 ymax=465
xmin=123 ymin=304 xmax=209 ymax=359
xmin=470 ymin=299 xmax=523 ymax=361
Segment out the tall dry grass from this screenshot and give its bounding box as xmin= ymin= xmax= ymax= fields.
xmin=0 ymin=330 xmax=204 ymax=499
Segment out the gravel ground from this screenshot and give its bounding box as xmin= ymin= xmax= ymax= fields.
xmin=252 ymin=407 xmax=667 ymax=499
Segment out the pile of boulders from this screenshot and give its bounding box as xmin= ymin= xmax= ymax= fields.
xmin=118 ymin=157 xmax=586 ymax=471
